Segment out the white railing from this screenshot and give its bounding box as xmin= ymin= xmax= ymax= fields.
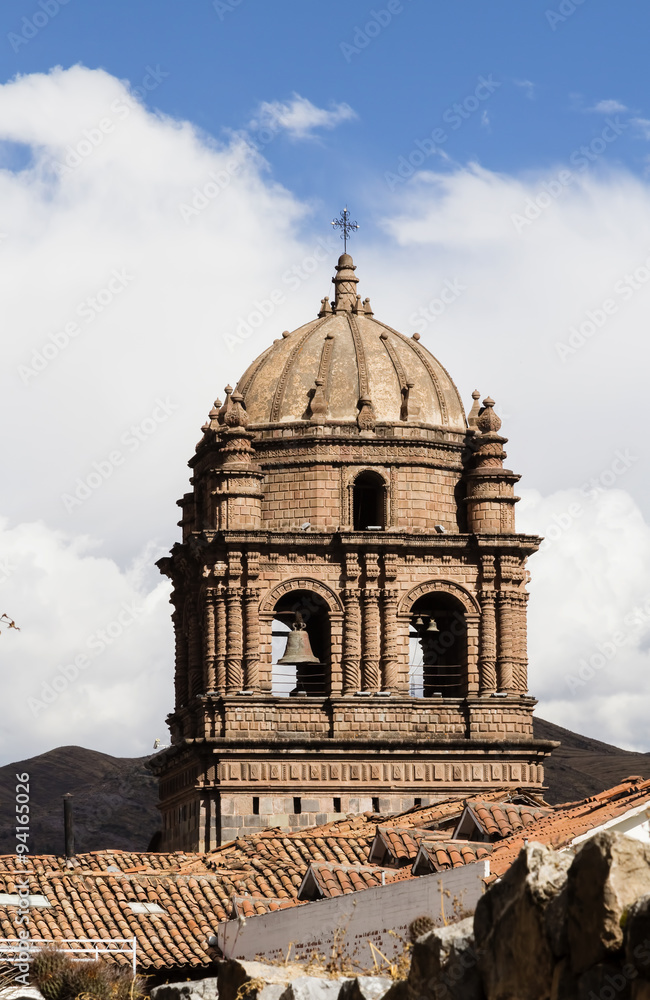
xmin=0 ymin=938 xmax=137 ymax=976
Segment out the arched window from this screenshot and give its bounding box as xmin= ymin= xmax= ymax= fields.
xmin=271 ymin=590 xmax=330 ymax=697
xmin=409 ymin=594 xmax=467 ymax=698
xmin=353 ymin=471 xmax=386 ymax=530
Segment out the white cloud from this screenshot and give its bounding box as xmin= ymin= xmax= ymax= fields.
xmin=0 ymin=516 xmax=172 ymax=761
xmin=249 ymin=94 xmax=357 ymax=140
xmin=588 ymin=98 xmax=629 ymax=114
xmin=3 ymin=66 xmax=650 ymax=759
xmin=514 ymin=79 xmax=536 ymax=100
xmin=631 ymin=117 xmax=650 ymax=140
xmin=518 ymin=488 xmax=650 ymax=752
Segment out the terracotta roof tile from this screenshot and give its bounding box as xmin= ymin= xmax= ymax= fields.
xmin=463 ymin=799 xmax=552 ymax=839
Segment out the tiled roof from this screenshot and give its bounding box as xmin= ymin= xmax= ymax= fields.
xmin=230 ymin=895 xmax=304 ymax=918
xmin=460 ymin=799 xmax=552 ymax=839
xmin=412 ymin=840 xmax=493 ymax=875
xmin=487 ymin=776 xmax=650 ymax=877
xmin=369 ymin=826 xmax=430 ymax=866
xmin=298 ymin=861 xmax=411 ymax=900
xmin=3 ymin=781 xmax=644 ymax=971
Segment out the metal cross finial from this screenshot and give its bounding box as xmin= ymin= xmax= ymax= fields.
xmin=331 ymin=207 xmax=359 ymax=253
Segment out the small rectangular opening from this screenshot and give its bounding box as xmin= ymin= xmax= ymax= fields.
xmin=414 ymin=797 xmax=422 ymax=808
xmin=293 ymin=797 xmax=302 ymax=815
xmin=252 ymin=797 xmax=259 ymax=815
xmin=372 ymin=797 xmax=380 ymax=813
xmin=333 ymin=797 xmax=342 ymax=814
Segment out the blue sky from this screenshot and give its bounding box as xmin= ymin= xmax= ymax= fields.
xmin=3 ymin=1 xmax=650 ymax=225
xmin=4 ymin=1 xmax=650 ymax=760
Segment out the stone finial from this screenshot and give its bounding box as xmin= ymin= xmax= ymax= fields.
xmin=467 ymin=390 xmax=481 ymax=430
xmin=219 ymin=386 xmax=249 ymax=429
xmin=209 ymin=399 xmax=222 ymax=430
xmin=357 ymin=395 xmax=376 ymax=432
xmin=477 ymin=396 xmax=502 ymax=434
xmin=363 ymin=297 xmax=373 ymax=316
xmin=332 ymin=253 xmax=359 ymax=312
xmin=318 ymin=297 xmax=332 ymax=318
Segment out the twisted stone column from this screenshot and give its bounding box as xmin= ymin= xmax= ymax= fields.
xmin=479 ymin=592 xmax=498 ymax=695
xmin=381 ymin=589 xmax=399 ymax=692
xmin=512 ymin=592 xmax=529 ymax=692
xmin=188 ymin=609 xmax=203 ymax=699
xmin=342 ymin=588 xmax=361 ymax=694
xmin=225 ymin=586 xmax=243 ymax=693
xmin=214 ymin=586 xmax=227 ymax=694
xmin=244 ymin=587 xmax=260 ymax=691
xmin=362 ymin=590 xmax=381 ymax=692
xmin=172 ymin=609 xmax=189 ymax=708
xmin=203 ymin=590 xmax=216 ymax=693
xmin=497 ymin=593 xmax=515 ymax=692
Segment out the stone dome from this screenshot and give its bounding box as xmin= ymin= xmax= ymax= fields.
xmin=235 ymin=254 xmax=467 ymax=433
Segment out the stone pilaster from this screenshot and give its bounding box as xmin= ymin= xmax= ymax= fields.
xmin=188 ymin=608 xmax=202 ymax=699
xmin=203 ymin=590 xmax=216 ymax=693
xmin=172 ymin=609 xmax=188 ymax=709
xmin=497 ymin=593 xmax=515 ymax=692
xmin=362 ymin=591 xmax=381 ymax=692
xmin=342 ymin=587 xmax=361 ymax=695
xmin=479 ymin=592 xmax=498 ymax=694
xmin=244 ymin=587 xmax=260 ymax=691
xmin=381 ymin=588 xmax=399 ymax=693
xmin=226 ymin=586 xmax=244 ymax=693
xmin=214 ymin=585 xmax=227 ymax=694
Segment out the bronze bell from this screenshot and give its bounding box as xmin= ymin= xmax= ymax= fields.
xmin=278 ymin=622 xmax=320 ymax=665
xmin=425 ymin=618 xmax=440 ymax=634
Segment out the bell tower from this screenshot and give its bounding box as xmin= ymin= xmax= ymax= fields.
xmin=151 ymin=252 xmax=555 ymax=851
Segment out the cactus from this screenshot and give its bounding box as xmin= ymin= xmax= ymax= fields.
xmin=31 ymin=948 xmax=146 ymax=1000
xmin=408 ymin=914 xmax=436 ymax=942
xmin=30 ymin=947 xmax=69 ymax=1000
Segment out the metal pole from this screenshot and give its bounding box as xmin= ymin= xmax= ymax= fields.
xmin=63 ymin=794 xmax=75 ymax=859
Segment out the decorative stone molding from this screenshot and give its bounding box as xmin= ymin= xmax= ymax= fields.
xmin=259 ymin=577 xmax=344 ymax=615
xmin=398 ymin=580 xmax=481 ymax=616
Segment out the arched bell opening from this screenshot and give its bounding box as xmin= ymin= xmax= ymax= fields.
xmin=352 ymin=470 xmax=387 ymax=530
xmin=271 ymin=590 xmax=330 ymax=697
xmin=408 ymin=593 xmax=467 ymax=698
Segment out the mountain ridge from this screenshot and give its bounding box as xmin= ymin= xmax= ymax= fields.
xmin=1 ymin=719 xmax=648 ymax=855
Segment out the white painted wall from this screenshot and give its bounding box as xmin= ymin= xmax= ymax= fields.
xmin=216 ymin=863 xmax=488 ymax=970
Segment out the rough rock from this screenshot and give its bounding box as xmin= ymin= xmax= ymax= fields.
xmin=626 ymin=893 xmax=650 ymax=982
xmin=338 ymin=977 xmax=393 ymax=1000
xmin=407 ymin=915 xmax=482 ymax=1000
xmin=216 ymin=959 xmax=308 ymax=1000
xmin=568 ymin=832 xmax=650 ymax=974
xmin=282 ymin=977 xmax=351 ymax=1000
xmin=474 ymin=841 xmax=573 ymax=1000
xmin=576 ymin=962 xmax=635 ymax=999
xmin=152 ymin=979 xmax=219 ymax=1000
